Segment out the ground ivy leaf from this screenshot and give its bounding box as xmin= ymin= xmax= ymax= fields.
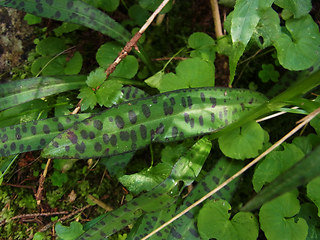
xmin=128 ymin=4 xmax=150 ymax=26
xmin=36 ymin=37 xmax=66 ymax=56
xmin=307 ymin=176 xmax=320 ymax=217
xmin=197 ymin=199 xmax=259 ymax=240
xmin=96 ymin=81 xmax=123 ymax=107
xmin=55 ymin=221 xmax=84 ymax=240
xmin=274 ymin=15 xmax=320 ymax=71
xmin=112 ymin=55 xmax=138 ymax=79
xmin=259 ymin=190 xmax=308 ymax=240
xmin=64 ymin=51 xmax=83 ymax=75
xmin=252 ymin=143 xmax=305 ymax=192
xmin=86 ymin=68 xmax=106 ymax=89
xmin=188 ymin=32 xmax=215 ymax=49
xmin=258 ymin=64 xmax=279 ymax=83
xmin=144 ymin=71 xmax=165 ymax=90
xmin=78 ymin=87 xmax=97 ymax=111
xmin=157 ymin=72 xmax=187 ymax=92
xmin=274 ymin=0 xmax=312 ymax=18
xmin=218 ymin=121 xmax=265 ymax=160
xmin=176 ymin=58 xmax=215 ymax=88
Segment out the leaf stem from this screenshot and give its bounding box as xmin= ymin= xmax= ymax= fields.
xmin=209 ymin=0 xmax=223 ymax=38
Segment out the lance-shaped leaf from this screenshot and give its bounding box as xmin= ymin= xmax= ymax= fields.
xmin=0 ymin=75 xmax=86 ymax=111
xmin=0 ymin=0 xmax=131 ymax=44
xmin=42 ymin=87 xmax=267 ymax=159
xmin=77 ymin=137 xmax=212 ymax=239
xmin=167 ymin=157 xmax=243 ymax=239
xmin=242 ymin=144 xmax=320 ymax=212
xmin=0 ymin=86 xmax=148 ymax=157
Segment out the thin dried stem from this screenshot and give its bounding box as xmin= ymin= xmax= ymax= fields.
xmin=209 ymin=0 xmax=223 ymax=38
xmin=142 ymin=107 xmax=320 ymax=239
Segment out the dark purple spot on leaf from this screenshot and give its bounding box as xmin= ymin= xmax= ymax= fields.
xmin=210 ymin=97 xmax=216 ymax=108
xmin=103 ymin=134 xmax=110 ymax=144
xmin=140 ymin=125 xmax=147 ymax=139
xmin=81 ymin=130 xmax=88 ymax=139
xmin=115 ymin=116 xmax=125 ymax=129
xmin=142 ymin=104 xmax=151 ymax=118
xmin=120 ymin=131 xmax=130 ymax=141
xmin=94 ymin=142 xmax=102 ymax=152
xmin=110 ymin=134 xmax=117 ymax=146
xmin=200 ymin=92 xmax=205 ymax=102
xmin=199 ymin=115 xmax=204 ymax=126
xmin=93 ymin=120 xmax=103 ymax=130
xmin=58 ymin=123 xmax=64 ymax=131
xmin=89 ymin=131 xmax=95 ymax=139
xmin=67 ymin=131 xmax=78 ymax=144
xmin=181 ymin=97 xmax=186 ymax=108
xmin=19 ymin=144 xmax=24 ymax=152
xmin=187 ymin=96 xmax=193 ymax=109
xmin=10 ymin=143 xmax=16 ymax=151
xmin=130 ymin=130 xmax=137 ymax=142
xmin=75 ymin=142 xmax=86 ymax=153
xmin=43 ymin=125 xmax=50 ymax=134
xmin=128 ymin=110 xmax=137 ymax=124
xmin=211 ymin=113 xmax=215 ymax=122
xmin=40 ymin=138 xmax=46 ymax=146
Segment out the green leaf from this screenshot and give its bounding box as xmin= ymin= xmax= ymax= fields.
xmin=36 ymin=37 xmax=66 ymax=56
xmin=128 ymin=4 xmax=150 ymax=26
xmin=274 ymin=0 xmax=312 ymax=18
xmin=259 ymin=191 xmax=308 ymax=240
xmin=218 ymin=121 xmax=265 ymax=160
xmin=97 ymin=0 xmax=119 ymax=12
xmin=242 ymin=144 xmax=320 ymax=212
xmin=78 ymin=87 xmax=97 ymax=111
xmin=23 ymin=13 xmax=42 ymax=25
xmin=229 ymin=42 xmax=245 ymax=85
xmin=231 ymin=0 xmax=272 ymax=45
xmin=42 ymin=87 xmax=266 ymax=159
xmin=0 ymin=75 xmax=86 ymax=111
xmin=55 ymin=221 xmax=84 ymax=240
xmin=188 ymin=32 xmax=215 ymax=49
xmin=197 ymin=200 xmax=259 ymax=240
xmin=258 ymin=64 xmax=280 ymax=83
xmin=298 ymin=203 xmax=320 ymax=240
xmin=176 ymin=58 xmax=215 ymax=87
xmin=307 ymin=176 xmax=320 ymax=217
xmin=168 ymin=157 xmax=244 ymax=239
xmin=156 ymin=72 xmax=186 ymax=92
xmin=274 ymin=15 xmax=320 ymax=71
xmin=64 ymin=51 xmax=83 ymax=75
xmin=31 ymin=55 xmax=66 ymax=76
xmin=96 ymin=81 xmax=123 ymax=107
xmin=252 ymin=143 xmax=305 ymax=192
xmin=53 ymin=22 xmax=82 ymax=36
xmin=144 ymin=71 xmax=165 ymax=90
xmin=0 ymin=0 xmax=131 ymax=44
xmin=139 ymin=0 xmax=172 ymax=14
xmin=96 ymin=42 xmax=139 ymax=78
xmin=86 ymin=68 xmax=106 ymax=88
xmin=253 ymin=8 xmax=281 ymax=48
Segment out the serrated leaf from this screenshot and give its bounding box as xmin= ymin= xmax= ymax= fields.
xmin=252 ymin=143 xmax=305 ymax=192
xmin=197 ymin=200 xmax=259 ymax=240
xmin=78 ymin=87 xmax=97 ymax=111
xmin=55 ymin=221 xmax=84 ymax=240
xmin=274 ymin=0 xmax=312 ymax=18
xmin=307 ymin=176 xmax=320 ymax=217
xmin=218 ymin=121 xmax=265 ymax=160
xmin=259 ymin=191 xmax=308 ymax=240
xmin=86 ymin=68 xmax=106 ymax=88
xmin=274 ymin=15 xmax=320 ymax=71
xmin=96 ymin=81 xmax=123 ymax=107
xmin=64 ymin=51 xmax=83 ymax=75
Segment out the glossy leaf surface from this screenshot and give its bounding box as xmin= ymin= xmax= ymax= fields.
xmin=0 ymin=75 xmax=86 ymax=111
xmin=42 ymin=87 xmax=267 ymax=159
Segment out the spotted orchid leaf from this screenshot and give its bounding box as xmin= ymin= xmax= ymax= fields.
xmin=0 ymin=0 xmax=131 ymax=44
xmin=77 ymin=136 xmax=212 ymax=239
xmin=167 ymin=157 xmax=244 ymax=239
xmin=0 ymin=86 xmax=148 ymax=157
xmin=42 ymin=87 xmax=267 ymax=159
xmin=0 ymin=75 xmax=86 ymax=111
